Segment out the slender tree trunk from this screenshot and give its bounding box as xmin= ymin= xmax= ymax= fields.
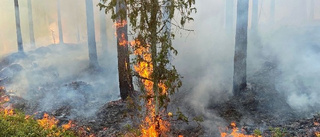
xmin=28 ymin=0 xmax=35 ymax=47
xmin=86 ymin=0 xmax=99 ymax=68
xmin=100 ymin=9 xmax=108 ymax=51
xmin=150 ymin=0 xmax=160 ymax=118
xmin=233 ymin=0 xmax=249 ymax=96
xmin=270 ymin=0 xmax=275 ymax=24
xmin=57 ymin=0 xmax=64 ymax=44
xmin=226 ymin=0 xmax=234 ymax=33
xmin=116 ymin=0 xmax=133 ymax=100
xmin=14 ymin=0 xmax=23 ymax=52
xmin=162 ymin=1 xmax=171 ymax=36
xmin=251 ymin=0 xmax=258 ymax=31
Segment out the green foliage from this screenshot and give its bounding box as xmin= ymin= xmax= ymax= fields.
xmin=269 ymin=127 xmax=287 ymax=137
xmin=99 ymin=0 xmax=195 ymax=111
xmin=253 ymin=129 xmax=262 ymax=136
xmin=176 ymin=109 xmax=189 ymax=123
xmin=0 ymin=110 xmax=76 ymax=137
xmin=98 ymin=0 xmax=196 ymax=134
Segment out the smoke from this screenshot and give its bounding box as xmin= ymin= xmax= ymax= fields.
xmin=1 ymin=0 xmax=320 ymax=135
xmin=170 ymin=0 xmax=320 ymax=135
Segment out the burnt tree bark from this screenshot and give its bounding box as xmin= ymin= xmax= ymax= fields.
xmin=14 ymin=0 xmax=24 ymax=52
xmin=86 ymin=0 xmax=99 ymax=68
xmin=100 ymin=9 xmax=108 ymax=51
xmin=28 ymin=0 xmax=35 ymax=47
xmin=226 ymin=0 xmax=234 ymax=33
xmin=57 ymin=0 xmax=64 ymax=44
xmin=116 ymin=1 xmax=133 ymax=100
xmin=233 ymin=0 xmax=249 ymax=96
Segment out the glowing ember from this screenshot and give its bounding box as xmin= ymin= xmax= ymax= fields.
xmin=37 ymin=113 xmax=58 ymax=129
xmin=220 ymin=122 xmax=261 ymax=137
xmin=315 ymin=132 xmax=320 ymax=137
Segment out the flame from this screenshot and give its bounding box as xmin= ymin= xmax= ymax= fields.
xmin=114 ymin=20 xmax=127 ymax=29
xmin=4 ymin=109 xmax=14 ymax=116
xmin=131 ymin=40 xmax=170 ymax=137
xmin=114 ymin=20 xmax=128 ymax=46
xmin=37 ymin=113 xmax=58 ymax=129
xmin=220 ymin=122 xmax=261 ymax=137
xmin=62 ymin=120 xmax=75 ymax=130
xmin=315 ymin=132 xmax=320 ymax=137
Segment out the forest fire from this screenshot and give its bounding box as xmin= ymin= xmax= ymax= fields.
xmin=220 ymin=122 xmax=260 ymax=137
xmin=115 ymin=20 xmax=128 ymax=46
xmin=37 ymin=113 xmax=59 ymax=129
xmin=132 ymin=40 xmax=170 ymax=136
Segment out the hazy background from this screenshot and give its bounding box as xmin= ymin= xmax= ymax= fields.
xmin=1 ymin=0 xmax=320 ymax=134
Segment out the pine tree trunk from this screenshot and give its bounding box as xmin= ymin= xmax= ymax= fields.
xmin=100 ymin=9 xmax=108 ymax=51
xmin=150 ymin=0 xmax=160 ymax=117
xmin=57 ymin=0 xmax=64 ymax=44
xmin=14 ymin=0 xmax=23 ymax=52
xmin=233 ymin=0 xmax=249 ymax=96
xmin=86 ymin=0 xmax=99 ymax=68
xmin=116 ymin=0 xmax=133 ymax=100
xmin=226 ymin=0 xmax=234 ymax=33
xmin=162 ymin=1 xmax=171 ymax=36
xmin=28 ymin=0 xmax=35 ymax=47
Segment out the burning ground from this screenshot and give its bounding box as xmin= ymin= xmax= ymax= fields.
xmin=1 ymin=41 xmax=320 ymax=137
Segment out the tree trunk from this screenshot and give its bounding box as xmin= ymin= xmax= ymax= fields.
xmin=100 ymin=9 xmax=108 ymax=51
xmin=251 ymin=0 xmax=258 ymax=31
xmin=86 ymin=0 xmax=99 ymax=68
xmin=14 ymin=0 xmax=23 ymax=52
xmin=233 ymin=0 xmax=249 ymax=96
xmin=57 ymin=0 xmax=64 ymax=44
xmin=28 ymin=0 xmax=35 ymax=47
xmin=116 ymin=0 xmax=133 ymax=100
xmin=226 ymin=0 xmax=234 ymax=33
xmin=150 ymin=0 xmax=159 ymax=117
xmin=270 ymin=0 xmax=275 ymax=24
xmin=162 ymin=1 xmax=171 ymax=36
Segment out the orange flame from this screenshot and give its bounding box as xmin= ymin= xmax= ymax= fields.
xmin=37 ymin=113 xmax=58 ymax=129
xmin=62 ymin=120 xmax=75 ymax=130
xmin=115 ymin=20 xmax=128 ymax=47
xmin=220 ymin=122 xmax=261 ymax=137
xmin=4 ymin=109 xmax=14 ymax=116
xmin=132 ymin=40 xmax=170 ymax=137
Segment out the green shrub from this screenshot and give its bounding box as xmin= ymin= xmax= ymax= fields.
xmin=0 ymin=109 xmax=76 ymax=137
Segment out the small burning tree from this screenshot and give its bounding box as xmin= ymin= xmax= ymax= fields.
xmin=99 ymin=0 xmax=195 ymax=136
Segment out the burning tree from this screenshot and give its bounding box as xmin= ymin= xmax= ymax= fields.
xmin=99 ymin=0 xmax=196 ymax=136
